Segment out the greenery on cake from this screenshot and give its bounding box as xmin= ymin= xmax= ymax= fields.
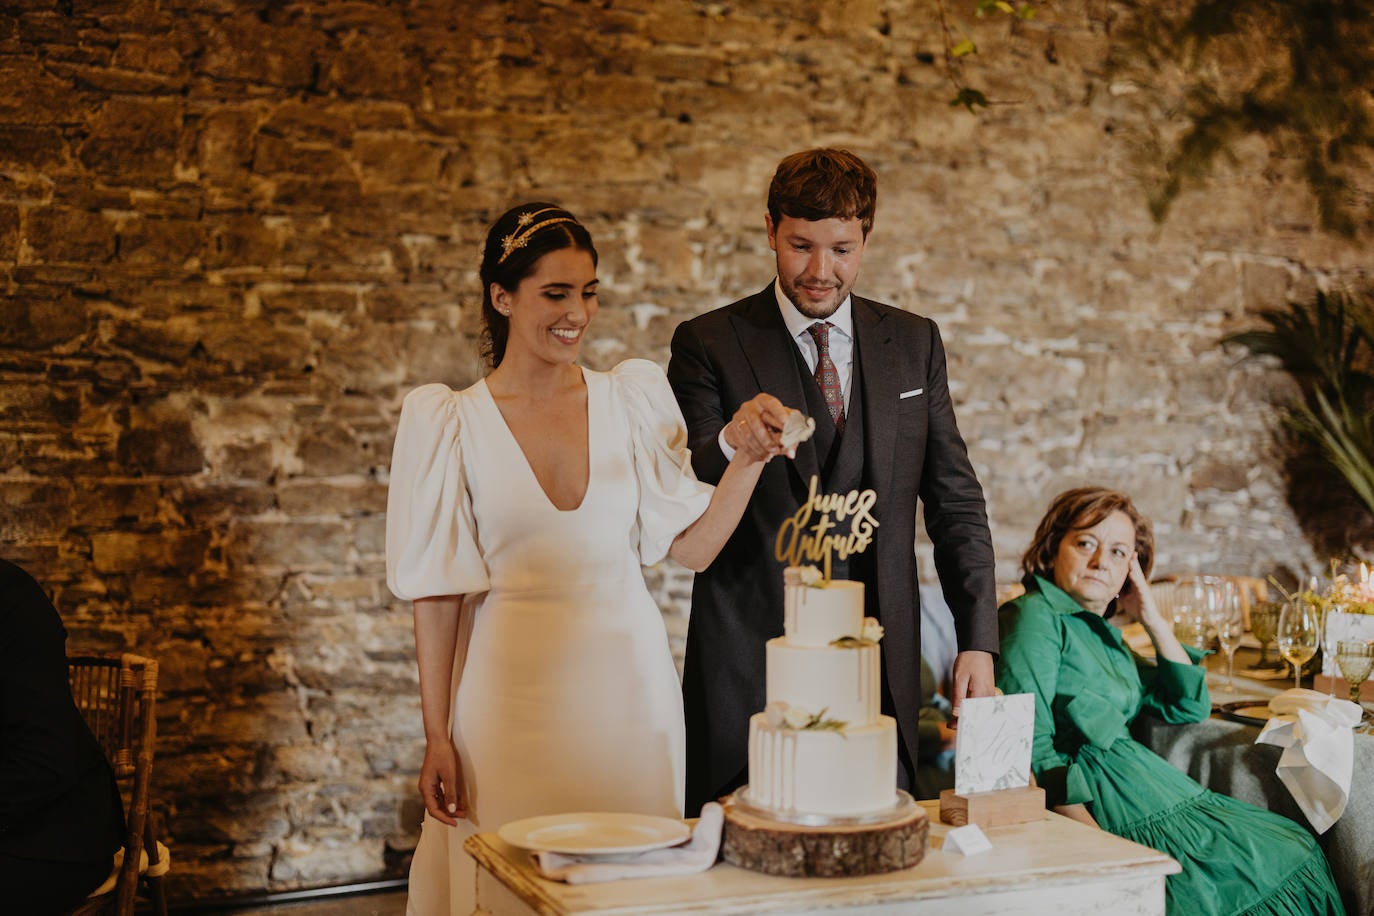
xmin=764 ymin=701 xmax=847 ymax=734
xmin=831 ymin=617 xmax=885 ymax=647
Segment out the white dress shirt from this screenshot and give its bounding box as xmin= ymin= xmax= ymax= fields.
xmin=718 ymin=279 xmax=856 ymax=458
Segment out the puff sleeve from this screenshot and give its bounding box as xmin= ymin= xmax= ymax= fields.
xmin=385 ymin=384 xmax=490 ymax=600
xmin=612 ymin=359 xmax=714 ymax=566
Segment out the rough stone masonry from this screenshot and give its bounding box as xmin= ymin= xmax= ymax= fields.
xmin=0 ymin=0 xmax=1367 ymax=898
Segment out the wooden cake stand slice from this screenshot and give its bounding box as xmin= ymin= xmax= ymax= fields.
xmin=720 ymin=788 xmax=928 ymax=877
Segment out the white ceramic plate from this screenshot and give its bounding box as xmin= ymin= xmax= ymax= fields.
xmin=498 ymin=812 xmax=691 ymax=855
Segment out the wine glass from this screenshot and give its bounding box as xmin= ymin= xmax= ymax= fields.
xmin=1168 ymin=579 xmax=1208 ymax=649
xmin=1250 ymin=601 xmax=1282 ymax=669
xmin=1316 ymin=597 xmax=1339 ymax=697
xmin=1171 ymin=576 xmax=1228 ymax=650
xmin=1198 ymin=576 xmax=1236 ymax=638
xmin=1216 ymin=608 xmax=1245 ymax=694
xmin=1277 ymin=599 xmax=1321 ymax=691
xmin=1335 ymin=639 xmax=1374 ymax=727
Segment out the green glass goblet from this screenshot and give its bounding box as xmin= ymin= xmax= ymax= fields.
xmin=1250 ymin=601 xmax=1282 ymax=669
xmin=1336 ymin=639 xmax=1374 ymax=727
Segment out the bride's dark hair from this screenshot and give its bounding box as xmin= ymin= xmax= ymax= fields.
xmin=479 ymin=202 xmax=598 ymax=368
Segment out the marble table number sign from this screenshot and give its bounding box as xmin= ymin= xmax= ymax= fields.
xmin=939 ymin=693 xmax=1047 ymax=828
xmin=954 ymin=694 xmax=1033 ymax=794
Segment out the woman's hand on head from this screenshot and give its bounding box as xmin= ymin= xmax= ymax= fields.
xmin=420 ymin=737 xmax=465 ymax=826
xmin=1122 ymin=555 xmax=1167 ymax=630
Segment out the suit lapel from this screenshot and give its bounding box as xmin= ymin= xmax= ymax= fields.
xmin=729 ymin=288 xmax=821 ymax=486
xmin=854 ymin=296 xmax=898 ymax=499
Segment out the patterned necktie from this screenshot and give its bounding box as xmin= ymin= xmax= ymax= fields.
xmin=806 ymin=322 xmax=845 ymax=434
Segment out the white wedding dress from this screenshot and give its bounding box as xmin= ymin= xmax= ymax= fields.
xmin=386 ymin=360 xmax=712 ymax=916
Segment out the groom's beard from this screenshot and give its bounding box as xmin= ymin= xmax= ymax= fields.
xmin=779 ymin=272 xmax=851 ymax=319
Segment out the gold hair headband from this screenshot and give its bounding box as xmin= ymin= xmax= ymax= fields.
xmin=498 ymin=208 xmax=578 ymax=263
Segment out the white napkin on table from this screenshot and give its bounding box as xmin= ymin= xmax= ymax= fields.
xmin=531 ymin=803 xmax=723 ymax=885
xmin=1254 ymin=688 xmax=1362 ymax=834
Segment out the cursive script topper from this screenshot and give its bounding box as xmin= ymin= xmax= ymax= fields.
xmin=774 ymin=475 xmax=879 ymax=581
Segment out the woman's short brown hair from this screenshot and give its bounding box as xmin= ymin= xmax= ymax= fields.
xmin=767 ymin=148 xmax=877 ymax=236
xmin=1021 ymin=486 xmax=1155 ymax=592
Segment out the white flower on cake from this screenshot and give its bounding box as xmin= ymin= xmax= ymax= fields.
xmin=862 ymin=617 xmax=883 ymax=643
xmin=797 ymin=565 xmax=825 ymax=588
xmin=764 ymin=700 xmax=789 ymax=729
xmin=764 ymin=699 xmax=847 ymax=733
xmin=830 ymin=616 xmax=884 ymax=648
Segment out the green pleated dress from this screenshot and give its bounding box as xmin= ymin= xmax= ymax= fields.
xmin=997 ymin=576 xmax=1345 ymax=916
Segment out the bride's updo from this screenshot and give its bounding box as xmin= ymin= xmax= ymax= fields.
xmin=479 ymin=202 xmax=598 ymax=368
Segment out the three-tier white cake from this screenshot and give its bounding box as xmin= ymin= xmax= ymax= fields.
xmin=744 ymin=566 xmax=899 ymax=818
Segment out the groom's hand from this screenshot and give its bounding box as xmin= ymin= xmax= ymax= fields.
xmin=726 ymin=393 xmax=790 ymax=459
xmin=949 ymin=649 xmax=996 ymax=724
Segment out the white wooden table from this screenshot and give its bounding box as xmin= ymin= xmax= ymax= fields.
xmin=463 ymin=801 xmax=1179 ymax=915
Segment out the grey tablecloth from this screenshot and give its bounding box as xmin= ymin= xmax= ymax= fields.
xmin=1135 ymin=707 xmax=1373 ymax=916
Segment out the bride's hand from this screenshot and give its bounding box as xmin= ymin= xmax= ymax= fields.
xmin=726 ymin=394 xmax=790 ymax=463
xmin=420 ymin=737 xmax=465 ymax=826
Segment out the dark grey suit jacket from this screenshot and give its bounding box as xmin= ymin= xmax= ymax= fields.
xmin=668 ymin=285 xmax=999 ymax=815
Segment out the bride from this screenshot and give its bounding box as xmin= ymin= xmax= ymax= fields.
xmin=386 ymin=203 xmax=790 ymax=914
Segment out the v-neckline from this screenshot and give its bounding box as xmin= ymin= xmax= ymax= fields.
xmin=478 ymin=369 xmax=593 ymax=514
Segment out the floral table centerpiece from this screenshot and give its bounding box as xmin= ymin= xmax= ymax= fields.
xmin=1318 ymin=563 xmax=1374 ymax=677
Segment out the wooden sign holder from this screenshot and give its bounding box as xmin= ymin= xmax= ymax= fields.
xmin=938 ymin=785 xmax=1046 ymax=828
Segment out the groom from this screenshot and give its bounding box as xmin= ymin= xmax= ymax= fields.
xmin=668 ymin=148 xmax=1000 ymax=815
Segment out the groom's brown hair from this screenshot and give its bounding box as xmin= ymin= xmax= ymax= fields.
xmin=767 ymin=148 xmax=878 ymax=237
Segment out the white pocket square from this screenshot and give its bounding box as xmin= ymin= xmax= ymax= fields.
xmin=899 ymin=388 xmax=924 ymax=400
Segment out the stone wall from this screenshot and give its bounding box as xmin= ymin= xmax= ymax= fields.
xmin=1 ymin=0 xmax=1368 ymax=898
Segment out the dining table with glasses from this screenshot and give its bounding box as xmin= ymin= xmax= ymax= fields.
xmin=1133 ymin=650 xmax=1373 ymax=916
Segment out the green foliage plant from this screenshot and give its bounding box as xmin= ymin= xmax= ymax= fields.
xmin=1224 ymin=290 xmax=1374 ymax=517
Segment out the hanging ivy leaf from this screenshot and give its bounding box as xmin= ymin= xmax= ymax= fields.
xmin=949 ymin=87 xmax=990 ymax=112
xmin=940 ymin=0 xmax=1050 ymax=115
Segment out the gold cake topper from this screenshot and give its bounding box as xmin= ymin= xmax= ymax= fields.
xmin=775 ymin=475 xmax=879 ymax=582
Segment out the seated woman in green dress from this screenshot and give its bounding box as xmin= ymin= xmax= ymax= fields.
xmin=997 ymin=486 xmax=1344 ymax=916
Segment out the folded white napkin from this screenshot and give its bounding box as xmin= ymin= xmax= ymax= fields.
xmin=531 ymin=803 xmax=723 ymax=885
xmin=1255 ymin=688 xmax=1362 ymax=834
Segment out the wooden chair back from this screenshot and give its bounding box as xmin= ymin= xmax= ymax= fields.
xmin=66 ymin=653 xmax=161 ymax=916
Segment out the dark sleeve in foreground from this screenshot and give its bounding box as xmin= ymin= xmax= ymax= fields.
xmin=0 ymin=561 xmax=124 ymax=856
xmin=0 ymin=563 xmax=87 ymax=826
